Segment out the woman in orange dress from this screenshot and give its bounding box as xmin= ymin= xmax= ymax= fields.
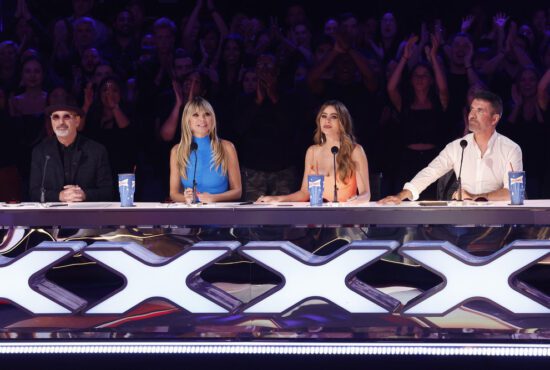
xmin=258 ymin=100 xmax=370 ymax=203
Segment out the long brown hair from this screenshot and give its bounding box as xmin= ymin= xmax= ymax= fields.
xmin=313 ymin=100 xmax=357 ymax=182
xmin=176 ymin=97 xmax=227 ymax=179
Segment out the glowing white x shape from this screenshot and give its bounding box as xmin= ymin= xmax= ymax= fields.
xmin=0 ymin=241 xmax=86 ymax=314
xmin=84 ymin=241 xmax=241 ymax=314
xmin=240 ymin=241 xmax=400 ymax=314
xmin=400 ymin=240 xmax=550 ymax=315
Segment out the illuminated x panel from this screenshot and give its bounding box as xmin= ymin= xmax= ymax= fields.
xmin=240 ymin=241 xmax=400 ymax=314
xmin=0 ymin=241 xmax=86 ymax=314
xmin=84 ymin=241 xmax=242 ymax=314
xmin=400 ymin=240 xmax=550 ymax=315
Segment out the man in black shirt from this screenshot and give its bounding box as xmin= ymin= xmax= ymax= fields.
xmin=29 ymin=103 xmax=113 ymax=202
xmin=233 ymin=54 xmax=299 ymax=201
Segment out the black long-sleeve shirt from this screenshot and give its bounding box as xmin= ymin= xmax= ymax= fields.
xmin=29 ymin=135 xmax=113 ymax=202
xmin=232 ymin=93 xmax=297 ymax=172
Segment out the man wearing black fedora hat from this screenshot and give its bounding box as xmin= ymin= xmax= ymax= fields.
xmin=29 ymin=102 xmax=113 ymax=202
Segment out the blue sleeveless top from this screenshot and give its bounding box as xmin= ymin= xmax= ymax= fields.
xmin=180 ymin=136 xmax=228 ymax=194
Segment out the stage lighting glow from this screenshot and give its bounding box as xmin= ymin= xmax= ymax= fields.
xmin=0 ymin=342 xmax=549 ymax=356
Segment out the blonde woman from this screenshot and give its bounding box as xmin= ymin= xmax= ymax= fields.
xmin=169 ymin=97 xmax=241 ymax=203
xmin=258 ymin=100 xmax=370 ymax=203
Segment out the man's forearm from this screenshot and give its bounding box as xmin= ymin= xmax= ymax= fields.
xmin=486 ymin=188 xmax=509 ymax=201
xmin=466 ymin=188 xmax=510 ymax=201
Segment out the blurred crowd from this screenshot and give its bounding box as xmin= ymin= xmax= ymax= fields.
xmin=0 ymin=0 xmax=549 ymax=201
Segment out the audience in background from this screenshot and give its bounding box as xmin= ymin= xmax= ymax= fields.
xmin=1 ymin=0 xmax=549 ymax=202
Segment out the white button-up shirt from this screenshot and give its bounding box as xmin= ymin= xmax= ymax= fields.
xmin=404 ymin=132 xmax=523 ymax=200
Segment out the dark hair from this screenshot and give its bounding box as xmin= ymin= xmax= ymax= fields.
xmin=223 ymin=33 xmax=244 ymax=49
xmin=221 ymin=34 xmax=244 ymax=63
xmin=472 ymin=90 xmax=503 ymax=116
xmin=93 ymin=60 xmax=114 ymax=75
xmin=200 ymin=22 xmax=220 ymax=40
xmin=449 ymin=32 xmax=473 ymax=45
xmin=19 ymin=56 xmax=46 ymax=88
xmin=98 ymin=75 xmax=125 ymax=97
xmin=86 ymin=75 xmax=127 ymax=127
xmin=153 ymin=17 xmax=176 ymax=35
xmin=514 ymin=66 xmax=540 ymax=84
xmin=173 ymin=48 xmax=193 ymax=64
xmin=338 ymin=12 xmax=357 ymax=23
xmin=20 ymin=55 xmax=44 ymax=71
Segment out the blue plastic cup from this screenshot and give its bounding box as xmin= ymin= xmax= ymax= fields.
xmin=508 ymin=171 xmax=525 ymax=205
xmin=308 ymin=175 xmax=324 ymax=207
xmin=118 ymin=173 xmax=136 ymax=207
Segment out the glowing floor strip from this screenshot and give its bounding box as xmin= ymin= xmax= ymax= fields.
xmin=0 ymin=342 xmax=549 ymax=356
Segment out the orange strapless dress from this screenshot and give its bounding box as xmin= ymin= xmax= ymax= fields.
xmin=309 ymin=150 xmax=358 ymax=202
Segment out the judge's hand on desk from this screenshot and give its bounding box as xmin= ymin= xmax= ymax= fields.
xmin=377 ymin=190 xmax=412 ymax=205
xmin=59 ymin=185 xmax=86 ymax=202
xmin=182 ymin=188 xmax=215 ymax=204
xmin=256 ymin=195 xmax=283 ymax=203
xmin=451 ymin=189 xmax=488 ymax=201
xmin=197 ymin=192 xmax=214 ymax=203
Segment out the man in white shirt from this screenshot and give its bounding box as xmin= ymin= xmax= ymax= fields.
xmin=379 ymin=91 xmax=522 ymax=204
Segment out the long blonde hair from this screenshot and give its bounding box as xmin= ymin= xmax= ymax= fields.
xmin=176 ymin=97 xmax=227 ymax=179
xmin=313 ymin=100 xmax=357 ymax=182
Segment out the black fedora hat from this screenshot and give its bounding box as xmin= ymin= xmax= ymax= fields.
xmin=45 ymin=103 xmax=85 ymax=117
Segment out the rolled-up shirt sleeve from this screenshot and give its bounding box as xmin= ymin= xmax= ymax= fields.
xmin=502 ymin=145 xmax=523 ymax=189
xmin=403 ymin=143 xmax=456 ymax=201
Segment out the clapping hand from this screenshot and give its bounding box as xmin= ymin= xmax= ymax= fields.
xmin=402 ymin=35 xmax=419 ymax=61
xmin=424 ymin=33 xmax=440 ymax=63
xmin=493 ymin=13 xmax=509 ymax=29
xmin=461 ymin=15 xmax=475 ymax=33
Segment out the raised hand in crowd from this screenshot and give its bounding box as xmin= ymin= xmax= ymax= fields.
xmin=478 ymin=13 xmax=510 ymax=77
xmin=154 ymin=55 xmax=173 ymax=87
xmin=460 ymin=15 xmax=475 ymax=34
xmin=465 ymin=36 xmax=484 ymax=86
xmin=269 ymin=16 xmax=283 ymax=41
xmin=511 ymin=83 xmax=523 ymax=108
xmin=159 ymin=79 xmax=184 ymax=142
xmin=402 ymin=34 xmax=418 ymax=61
xmin=82 ymin=81 xmax=94 ymax=113
xmin=255 ymin=75 xmax=266 ymax=105
xmin=404 ymin=22 xmax=431 ymax=67
xmin=426 ymin=34 xmax=449 ymax=109
xmin=425 ymin=32 xmax=441 ymax=62
xmin=197 ymin=41 xmax=220 ymax=86
xmin=492 ymin=12 xmax=509 ymax=47
xmin=508 ymin=22 xmax=535 ymax=68
xmin=538 ymin=68 xmax=550 ymax=112
xmin=493 ymin=12 xmax=509 ymax=37
xmin=387 ymin=35 xmax=418 ymax=111
xmin=52 ymin=19 xmax=72 ymax=62
xmin=308 ymin=29 xmax=377 ymax=94
xmin=257 ymin=68 xmax=278 ymax=103
xmin=255 ymin=54 xmax=279 ymax=104
xmin=367 ymin=38 xmax=384 ymax=61
xmin=174 ymin=78 xmax=185 ymax=105
xmin=15 ymin=0 xmax=31 ymax=20
xmin=186 ymin=74 xmax=197 ymax=102
xmin=434 ymin=19 xmax=445 ymax=43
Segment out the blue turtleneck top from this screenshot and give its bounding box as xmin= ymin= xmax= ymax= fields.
xmin=180 ymin=136 xmax=228 ymax=194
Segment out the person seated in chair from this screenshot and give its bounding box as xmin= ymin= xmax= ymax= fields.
xmin=379 ymin=91 xmax=522 ymax=204
xmin=29 ymin=102 xmax=113 ymax=202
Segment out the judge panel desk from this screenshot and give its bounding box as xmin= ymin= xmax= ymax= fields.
xmin=1 ymin=200 xmax=550 ymax=357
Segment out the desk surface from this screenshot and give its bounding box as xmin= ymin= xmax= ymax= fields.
xmin=1 ymin=200 xmax=550 ymax=227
